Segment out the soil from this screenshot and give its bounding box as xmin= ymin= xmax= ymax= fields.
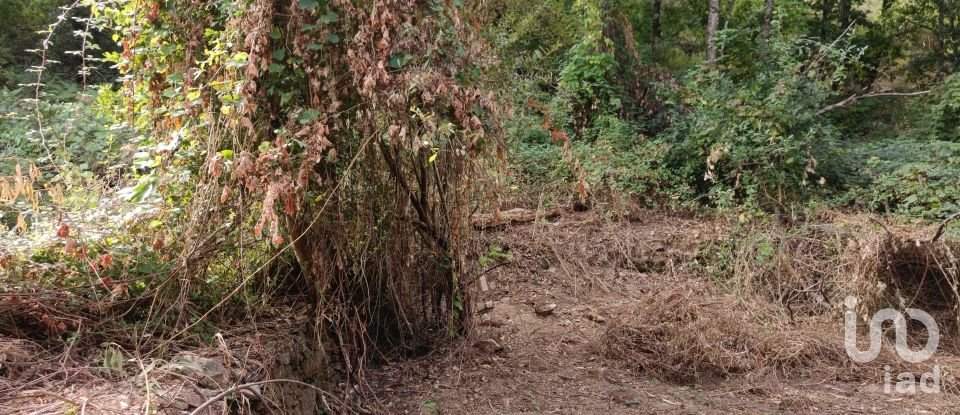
xmin=367 ymin=212 xmax=960 ymax=414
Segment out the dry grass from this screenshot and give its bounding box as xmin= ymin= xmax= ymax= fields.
xmin=602 ymin=213 xmax=960 ymax=388
xmin=600 ymin=282 xmax=849 ymax=382
xmin=714 ymin=213 xmax=960 ymax=327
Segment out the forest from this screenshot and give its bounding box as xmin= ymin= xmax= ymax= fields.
xmin=1 ymin=0 xmax=960 ymax=413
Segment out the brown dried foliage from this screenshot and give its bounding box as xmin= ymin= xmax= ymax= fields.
xmin=600 ymin=282 xmax=849 ymax=382
xmin=134 ymin=0 xmax=504 ymax=389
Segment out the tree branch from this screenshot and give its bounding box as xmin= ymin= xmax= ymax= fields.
xmin=818 ymin=90 xmax=930 ymax=115
xmin=930 ymin=212 xmax=960 ymax=243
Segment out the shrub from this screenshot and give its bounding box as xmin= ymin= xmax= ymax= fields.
xmin=910 ymin=74 xmax=960 ymax=143
xmin=575 ymin=115 xmax=690 ymax=205
xmin=0 ymin=85 xmax=126 ymax=176
xmin=842 ymin=140 xmax=960 ymax=221
xmin=657 ymin=63 xmax=841 ymax=211
xmin=508 ymin=113 xmax=689 ymax=208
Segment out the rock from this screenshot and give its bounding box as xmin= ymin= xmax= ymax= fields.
xmin=478 ymin=300 xmax=495 ymax=313
xmin=239 ymin=384 xmax=262 ymax=398
xmin=479 ymin=316 xmax=506 ymax=327
xmin=586 ymin=312 xmax=606 ymax=323
xmin=166 ymin=354 xmax=228 ymax=388
xmin=475 ymin=338 xmax=504 ymax=354
xmin=155 ymin=387 xmax=205 ymax=411
xmin=534 ymin=303 xmax=557 ymax=316
xmin=609 ymin=388 xmax=643 ymax=406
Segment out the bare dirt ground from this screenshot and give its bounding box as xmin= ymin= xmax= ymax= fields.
xmin=368 ymin=212 xmax=960 ymax=414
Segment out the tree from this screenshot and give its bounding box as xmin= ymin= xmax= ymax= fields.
xmin=839 ymin=0 xmax=852 ymax=29
xmin=652 ymin=0 xmax=662 ymax=59
xmin=763 ymin=0 xmax=775 ymax=47
xmin=707 ymin=0 xmax=720 ymax=67
xmin=882 ymin=0 xmax=960 ymax=80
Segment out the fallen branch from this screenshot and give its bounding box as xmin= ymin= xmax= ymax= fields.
xmin=818 ymin=90 xmax=930 ymax=115
xmin=930 ymin=212 xmax=960 ymax=243
xmin=470 ymin=207 xmax=563 ymax=230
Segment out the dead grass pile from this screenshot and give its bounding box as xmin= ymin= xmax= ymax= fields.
xmin=600 ymin=282 xmax=849 ymax=382
xmin=879 ymin=235 xmax=960 ymax=328
xmin=0 ymin=339 xmax=43 ymax=383
xmin=605 ymin=212 xmax=960 ymax=386
xmin=724 ymin=213 xmax=960 ymax=328
xmin=472 ymin=211 xmax=722 ymax=295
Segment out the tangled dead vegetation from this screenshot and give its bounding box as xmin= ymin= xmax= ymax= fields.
xmin=603 ymin=213 xmax=960 ymax=389
xmin=600 ymin=279 xmax=958 ymax=393
xmin=712 ymin=213 xmax=960 ymax=328
xmin=0 ymin=306 xmax=346 ymax=415
xmin=600 ymin=282 xmax=850 ymax=382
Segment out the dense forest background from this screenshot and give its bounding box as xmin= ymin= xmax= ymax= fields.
xmin=1 ymin=0 xmax=960 ymax=412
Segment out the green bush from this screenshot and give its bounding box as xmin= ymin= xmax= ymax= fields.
xmin=508 ymin=113 xmax=689 ymax=207
xmin=658 ymin=67 xmax=839 ymax=211
xmin=841 ymin=140 xmax=960 ymax=220
xmin=0 ymin=85 xmax=126 ymax=176
xmin=575 ymin=115 xmax=690 ymax=204
xmin=909 ymin=74 xmax=960 ymax=143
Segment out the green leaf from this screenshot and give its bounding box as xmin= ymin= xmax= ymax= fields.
xmin=280 ymin=91 xmax=295 ymax=105
xmin=326 ymin=34 xmax=340 ymax=44
xmin=227 ymin=52 xmax=248 ymax=68
xmin=119 ymin=175 xmax=156 ymax=202
xmin=298 ymin=0 xmax=319 ymax=10
xmin=388 ymin=53 xmax=413 ymax=69
xmin=319 ymin=10 xmax=339 ymax=24
xmin=268 ymin=63 xmax=284 ymax=73
xmin=299 ymin=109 xmax=321 ymax=125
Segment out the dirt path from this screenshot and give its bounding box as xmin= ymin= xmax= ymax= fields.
xmin=369 ymin=213 xmax=959 ymax=414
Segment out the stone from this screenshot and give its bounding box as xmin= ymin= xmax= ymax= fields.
xmin=475 ymin=338 xmax=504 ymax=354
xmin=166 ymin=354 xmax=228 ymax=388
xmin=534 ymin=303 xmax=557 ymax=316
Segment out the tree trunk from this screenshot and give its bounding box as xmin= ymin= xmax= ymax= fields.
xmin=821 ymin=0 xmax=833 ymax=39
xmin=937 ymin=0 xmax=949 ymax=75
xmin=839 ymin=0 xmax=851 ymax=30
xmin=652 ymin=0 xmax=662 ymax=59
xmin=763 ymin=0 xmax=774 ymax=48
xmin=707 ymin=0 xmax=720 ymax=67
